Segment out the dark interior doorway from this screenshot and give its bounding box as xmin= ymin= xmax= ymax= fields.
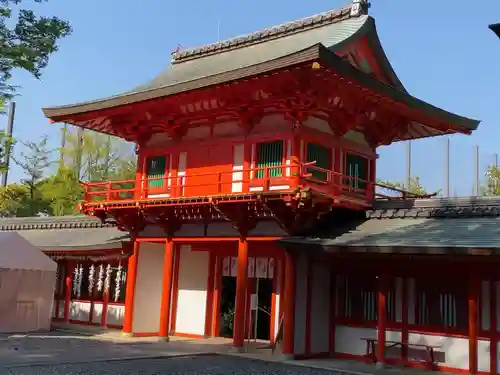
xmin=219 ymin=276 xmax=236 ymax=338
xmin=252 ymin=277 xmax=273 ymax=341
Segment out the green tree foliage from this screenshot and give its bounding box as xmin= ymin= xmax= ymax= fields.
xmin=12 ymin=135 xmax=52 ymax=215
xmin=377 ymin=176 xmax=438 ymax=197
xmin=0 ymin=0 xmax=72 ymax=102
xmin=0 ymin=183 xmax=31 ymax=217
xmin=0 ymin=129 xmax=15 ymax=172
xmin=38 ymin=166 xmax=83 ymax=216
xmin=483 ymin=165 xmax=500 ymax=196
xmin=0 ymin=126 xmax=137 ymax=217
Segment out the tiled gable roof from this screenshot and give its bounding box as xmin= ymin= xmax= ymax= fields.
xmin=0 ymin=215 xmax=114 ymax=231
xmin=368 ymin=196 xmax=500 ymax=219
xmin=172 ymin=4 xmax=356 ymax=62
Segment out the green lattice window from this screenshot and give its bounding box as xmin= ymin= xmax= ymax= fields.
xmin=146 ymin=155 xmax=167 ymax=188
xmin=345 ymin=153 xmax=368 ymax=190
xmin=307 ymin=143 xmax=330 ymax=181
xmin=256 ymin=140 xmax=283 ymax=179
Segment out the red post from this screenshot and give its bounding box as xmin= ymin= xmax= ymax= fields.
xmin=122 ymin=238 xmax=140 ymax=336
xmin=329 ymin=268 xmax=336 ymax=357
xmin=159 ymin=238 xmax=175 ymax=339
xmin=233 ymin=237 xmax=249 ymax=350
xmin=490 ymin=280 xmax=497 ymax=375
xmin=376 ymin=274 xmax=387 ymax=367
xmin=63 ymin=260 xmax=73 ymax=322
xmin=401 ymin=277 xmax=409 ymax=364
xmin=469 ymin=276 xmax=479 ymax=375
xmin=282 ymin=251 xmax=296 ymax=359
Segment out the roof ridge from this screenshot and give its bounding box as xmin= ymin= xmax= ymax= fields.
xmin=171 ymin=2 xmax=367 ymax=63
xmin=0 ymin=215 xmax=115 ymax=231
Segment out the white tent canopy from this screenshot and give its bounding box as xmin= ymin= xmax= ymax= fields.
xmin=0 ymin=232 xmax=57 ymax=333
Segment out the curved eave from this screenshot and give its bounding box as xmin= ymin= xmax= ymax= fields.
xmin=490 ymin=23 xmax=500 ymax=39
xmin=328 ymin=16 xmax=406 ymax=92
xmin=43 ymin=44 xmax=480 ymax=133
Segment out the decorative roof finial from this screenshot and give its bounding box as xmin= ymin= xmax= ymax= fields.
xmin=350 ymin=0 xmax=370 ymax=17
xmin=171 ymin=44 xmax=183 ymax=56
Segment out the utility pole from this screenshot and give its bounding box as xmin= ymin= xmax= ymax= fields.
xmin=444 ymin=137 xmax=450 ymax=196
xmin=473 ymin=145 xmax=479 ymax=196
xmin=406 ymin=140 xmax=412 ymax=189
xmin=1 ymin=101 xmax=15 ymax=187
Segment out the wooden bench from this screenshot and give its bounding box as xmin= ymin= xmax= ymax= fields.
xmin=361 ymin=338 xmax=441 ymax=370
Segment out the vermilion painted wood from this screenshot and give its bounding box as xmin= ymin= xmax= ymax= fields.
xmin=122 ymin=239 xmax=140 ymax=334
xmin=204 ymin=252 xmax=216 ymax=337
xmin=469 ymin=277 xmax=479 ymax=374
xmin=304 ymin=256 xmax=313 ymax=356
xmin=233 ymin=238 xmax=249 ymax=348
xmin=490 ymin=280 xmax=497 ymax=375
xmin=282 ymin=251 xmax=296 ymax=355
xmin=377 ymin=274 xmax=387 ymax=364
xmin=159 ymin=239 xmax=175 ymax=338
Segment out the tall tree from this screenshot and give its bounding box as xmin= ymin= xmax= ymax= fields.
xmin=39 ymin=166 xmax=83 ymax=216
xmin=0 ymin=183 xmax=31 ymax=217
xmin=12 ymin=135 xmax=52 ymax=215
xmin=0 ymin=130 xmax=14 ymax=173
xmin=0 ymin=0 xmax=72 ymax=102
xmin=61 ymin=127 xmax=136 ymax=182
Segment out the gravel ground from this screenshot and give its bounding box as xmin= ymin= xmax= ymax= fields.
xmin=3 ymin=355 xmax=349 ymax=375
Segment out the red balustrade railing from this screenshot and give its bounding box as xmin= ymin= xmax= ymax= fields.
xmin=81 ymin=162 xmax=374 ymax=204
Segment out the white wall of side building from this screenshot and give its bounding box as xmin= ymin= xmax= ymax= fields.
xmin=174 ymin=245 xmax=209 ymax=336
xmin=293 ymin=260 xmax=494 ymax=372
xmin=132 ymin=242 xmax=164 ymax=334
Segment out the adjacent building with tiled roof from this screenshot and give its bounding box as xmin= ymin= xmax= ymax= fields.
xmin=0 ymin=216 xmax=127 ymax=251
xmin=280 ymin=196 xmax=500 ymax=251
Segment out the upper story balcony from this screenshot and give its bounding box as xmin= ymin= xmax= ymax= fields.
xmin=81 ymin=161 xmax=375 ymax=210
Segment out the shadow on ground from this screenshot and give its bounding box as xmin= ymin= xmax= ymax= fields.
xmin=0 ymin=328 xmax=237 ymax=367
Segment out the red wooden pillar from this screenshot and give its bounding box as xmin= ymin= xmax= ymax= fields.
xmin=159 ymin=238 xmax=175 ymax=339
xmin=329 ymin=268 xmax=337 ymax=357
xmin=490 ymin=280 xmax=497 ymax=375
xmin=204 ymin=251 xmax=217 ymax=337
xmin=401 ymin=277 xmax=409 ymax=364
xmin=290 ymin=135 xmax=301 ymax=187
xmin=469 ymin=276 xmax=479 ymax=375
xmin=233 ymin=237 xmax=249 ymax=350
xmin=63 ymin=260 xmax=73 ymax=322
xmin=376 ymin=274 xmax=388 ymax=367
xmin=211 ymin=255 xmax=223 ymax=337
xmin=282 ymin=250 xmax=296 ymax=359
xmin=122 ymin=238 xmax=140 ymax=336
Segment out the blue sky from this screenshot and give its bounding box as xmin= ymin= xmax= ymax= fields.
xmin=4 ymin=0 xmax=500 ymax=195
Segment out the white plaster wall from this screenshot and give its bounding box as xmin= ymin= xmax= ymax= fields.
xmin=57 ymin=301 xmax=64 ymax=318
xmin=232 ymin=144 xmax=244 ymax=193
xmin=478 ymin=339 xmax=490 ymax=373
xmin=335 ymin=326 xmax=402 ymax=356
xmin=293 ymin=253 xmax=308 ymax=355
xmin=408 ymin=333 xmax=469 ymax=370
xmin=335 ymin=326 xmax=377 ymax=355
xmin=107 ymin=305 xmax=125 ymax=326
xmin=132 ymin=242 xmax=164 ymax=333
xmin=174 ymin=245 xmax=209 ymax=336
xmin=310 ymin=260 xmax=330 ymax=354
xmin=92 ymin=303 xmax=103 ymax=324
xmin=69 ymin=301 xmax=91 ymax=322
